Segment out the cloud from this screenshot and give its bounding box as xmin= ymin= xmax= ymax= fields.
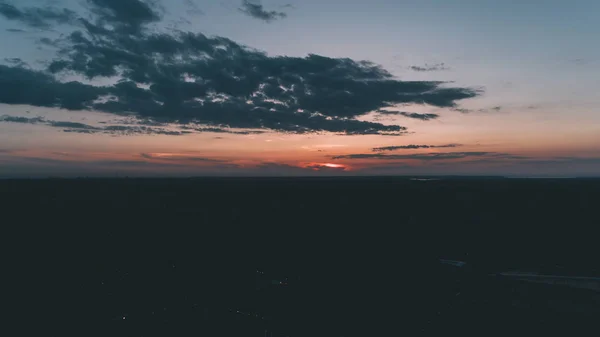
xmin=48 ymin=121 xmax=100 ymax=130
xmin=0 ymin=2 xmax=77 ymax=29
xmin=98 ymin=125 xmax=192 ymax=135
xmin=377 ymin=110 xmax=440 ymax=120
xmin=239 ymin=0 xmax=287 ymax=22
xmin=6 ymin=28 xmax=26 ymax=33
xmin=453 ymin=106 xmax=502 ymax=114
xmin=0 ymin=1 xmax=480 ymax=136
xmin=0 ymin=114 xmax=194 ymax=136
xmin=0 ymin=115 xmax=46 ymax=124
xmin=180 ymin=125 xmax=267 ymax=135
xmin=409 ymin=63 xmax=450 ymax=72
xmin=86 ymin=0 xmax=161 ymax=33
xmin=372 ymin=144 xmax=462 ymax=152
xmin=331 ymin=151 xmax=523 ymax=161
xmin=0 ymin=65 xmax=106 ymax=110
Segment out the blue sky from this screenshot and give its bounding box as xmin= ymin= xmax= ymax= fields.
xmin=0 ymin=0 xmax=599 ymax=177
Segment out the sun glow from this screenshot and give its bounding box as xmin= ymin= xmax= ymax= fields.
xmin=322 ymin=163 xmax=344 ymax=168
xmin=302 ymin=162 xmax=349 ymax=171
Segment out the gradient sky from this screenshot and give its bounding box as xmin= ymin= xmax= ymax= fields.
xmin=1 ymin=0 xmax=599 ymax=177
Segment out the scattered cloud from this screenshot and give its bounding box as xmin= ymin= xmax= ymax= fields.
xmin=0 ymin=2 xmax=77 ymax=29
xmin=453 ymin=106 xmax=502 ymax=114
xmin=0 ymin=1 xmax=480 ymax=136
xmin=239 ymin=0 xmax=287 ymax=22
xmin=6 ymin=28 xmax=26 ymax=33
xmin=409 ymin=63 xmax=450 ymax=72
xmin=372 ymin=144 xmax=462 ymax=152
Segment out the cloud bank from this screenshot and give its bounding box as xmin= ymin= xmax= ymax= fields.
xmin=0 ymin=0 xmax=480 ymax=136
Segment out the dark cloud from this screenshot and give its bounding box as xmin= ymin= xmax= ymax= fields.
xmin=239 ymin=0 xmax=287 ymax=22
xmin=0 ymin=115 xmax=46 ymax=124
xmin=377 ymin=110 xmax=440 ymax=120
xmin=453 ymin=106 xmax=502 ymax=114
xmin=332 ymin=151 xmax=522 ymax=161
xmin=86 ymin=0 xmax=161 ymax=33
xmin=372 ymin=144 xmax=462 ymax=152
xmin=48 ymin=121 xmax=100 ymax=129
xmin=398 ymin=111 xmax=439 ymax=120
xmin=409 ymin=63 xmax=450 ymax=72
xmin=0 ymin=3 xmax=77 ymax=29
xmin=0 ymin=2 xmax=480 ymax=136
xmin=0 ymin=65 xmax=106 ymax=110
xmin=6 ymin=28 xmax=26 ymax=33
xmin=453 ymin=108 xmax=471 ymax=113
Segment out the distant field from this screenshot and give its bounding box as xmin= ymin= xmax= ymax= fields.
xmin=3 ymin=177 xmax=599 ymax=271
xmin=3 ymin=177 xmax=599 ymax=336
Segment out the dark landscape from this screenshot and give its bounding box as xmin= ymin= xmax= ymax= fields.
xmin=5 ymin=177 xmax=600 ymax=336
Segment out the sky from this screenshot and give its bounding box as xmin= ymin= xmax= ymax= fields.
xmin=0 ymin=0 xmax=599 ymax=177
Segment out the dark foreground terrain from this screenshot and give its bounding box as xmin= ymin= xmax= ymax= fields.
xmin=3 ymin=177 xmax=600 ymax=336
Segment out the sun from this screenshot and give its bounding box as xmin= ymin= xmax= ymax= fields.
xmin=321 ymin=163 xmax=344 ymax=168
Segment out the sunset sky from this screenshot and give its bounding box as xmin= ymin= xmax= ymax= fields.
xmin=1 ymin=0 xmax=599 ymax=177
